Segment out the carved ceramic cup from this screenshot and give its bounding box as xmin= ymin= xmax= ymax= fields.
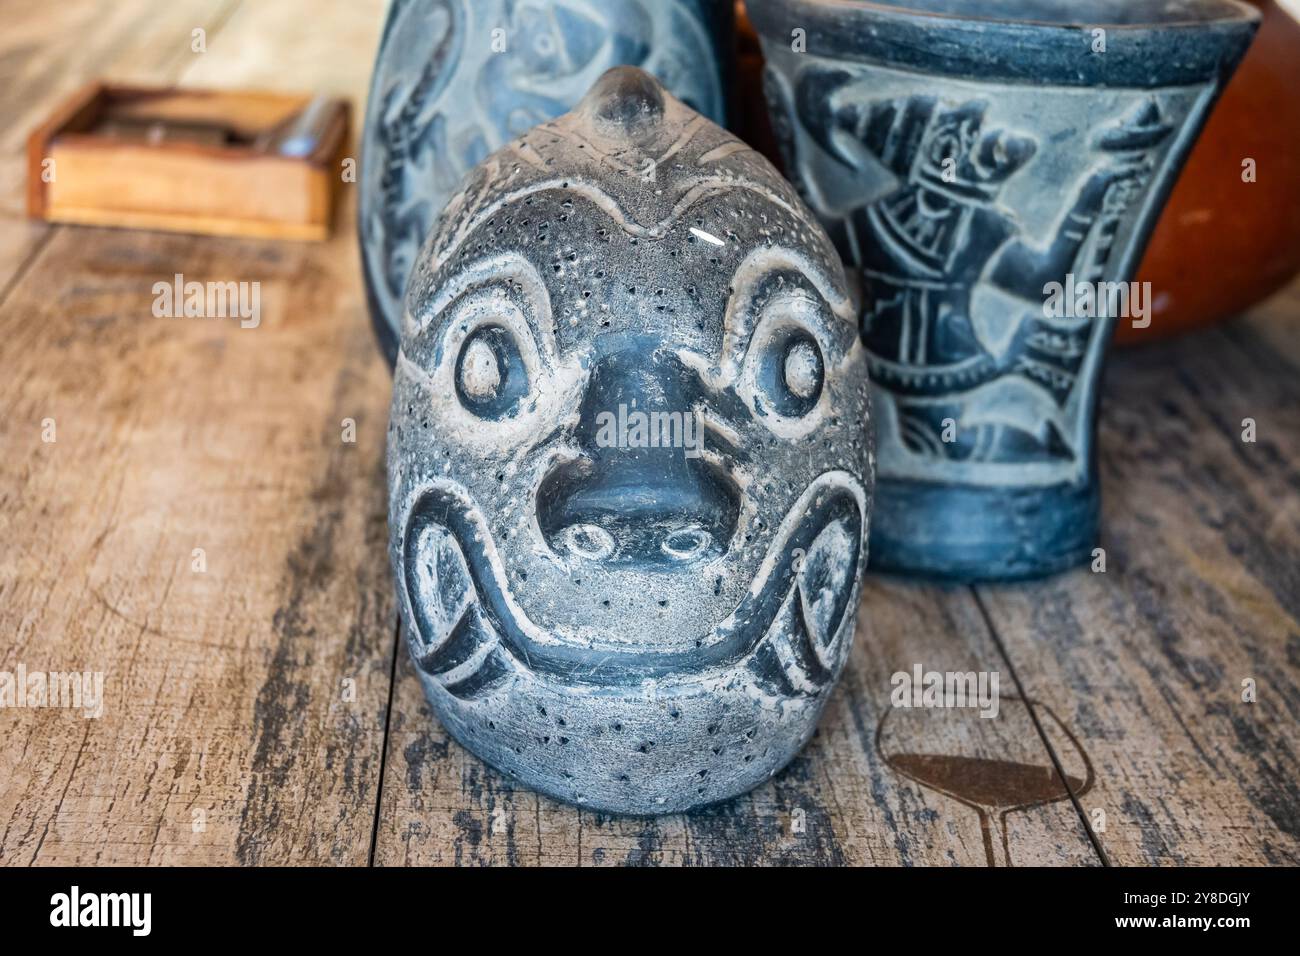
xmin=752 ymin=0 xmax=1258 ymax=579
xmin=388 ymin=68 xmax=873 ymax=814
xmin=360 ymin=0 xmax=734 ymax=365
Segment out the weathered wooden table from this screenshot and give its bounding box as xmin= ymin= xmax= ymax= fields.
xmin=1 ymin=0 xmax=1296 ymax=867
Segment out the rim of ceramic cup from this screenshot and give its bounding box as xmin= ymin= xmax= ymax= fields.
xmin=746 ymin=0 xmax=1261 ymax=86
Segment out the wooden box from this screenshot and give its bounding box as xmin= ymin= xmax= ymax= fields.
xmin=27 ymin=82 xmax=350 ymax=241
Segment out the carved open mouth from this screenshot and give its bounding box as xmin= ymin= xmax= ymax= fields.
xmin=401 ymin=473 xmax=866 ymax=701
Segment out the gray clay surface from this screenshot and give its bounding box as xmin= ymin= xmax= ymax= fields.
xmin=387 ymin=67 xmax=874 ymax=814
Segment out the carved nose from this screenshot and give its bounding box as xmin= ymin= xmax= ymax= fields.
xmin=537 ymin=347 xmax=739 ymax=564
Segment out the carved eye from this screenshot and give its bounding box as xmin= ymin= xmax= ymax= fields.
xmin=460 ymin=337 xmax=501 ymax=399
xmin=455 ymin=325 xmax=528 ymax=418
xmin=783 ymin=340 xmax=822 ymax=401
xmin=761 ymin=330 xmax=823 ymax=417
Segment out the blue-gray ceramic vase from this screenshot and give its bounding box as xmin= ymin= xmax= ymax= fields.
xmin=360 ymin=0 xmax=734 ymax=365
xmin=751 ymin=0 xmax=1258 ymax=580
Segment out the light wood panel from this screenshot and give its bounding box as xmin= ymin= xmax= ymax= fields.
xmin=0 ymin=0 xmax=393 ymax=865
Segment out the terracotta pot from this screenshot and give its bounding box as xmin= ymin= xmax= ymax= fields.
xmin=734 ymin=1 xmax=780 ymax=164
xmin=1126 ymin=0 xmax=1300 ymax=343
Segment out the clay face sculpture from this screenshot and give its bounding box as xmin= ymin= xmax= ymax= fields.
xmin=388 ymin=67 xmax=873 ymax=814
xmin=751 ymin=0 xmax=1258 ymax=580
xmin=360 ymin=0 xmax=733 ymax=366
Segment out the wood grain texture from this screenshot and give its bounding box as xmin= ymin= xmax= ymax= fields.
xmin=174 ymin=0 xmax=385 ymax=100
xmin=0 ymin=0 xmax=394 ymax=865
xmin=974 ymin=292 xmax=1300 ymax=865
xmin=0 ymin=207 xmax=396 ymax=864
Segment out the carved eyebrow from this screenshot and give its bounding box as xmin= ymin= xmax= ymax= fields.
xmin=403 ymin=251 xmax=557 ymax=364
xmin=430 ymin=173 xmax=818 ymax=270
xmin=719 ymin=246 xmax=856 ymax=372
